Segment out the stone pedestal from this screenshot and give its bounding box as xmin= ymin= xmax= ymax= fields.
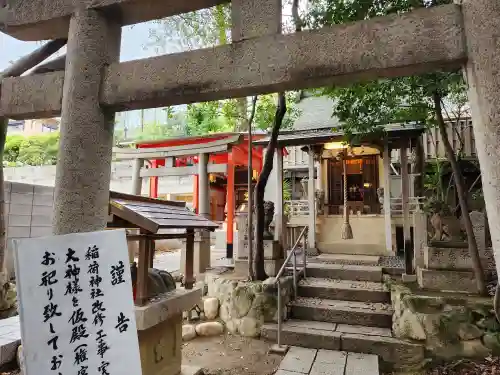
xmin=413 ymin=211 xmax=427 ymax=269
xmin=235 ymin=239 xmax=284 ymax=277
xmin=181 ymin=231 xmax=211 ymax=277
xmin=138 ymin=315 xmax=182 ymax=375
xmin=135 ymin=288 xmax=202 ymax=375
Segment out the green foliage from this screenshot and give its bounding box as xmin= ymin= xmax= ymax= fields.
xmin=147 ymin=4 xmax=231 ymax=53
xmin=4 ymin=135 xmax=24 ymax=164
xmin=4 ymin=133 xmax=60 ymax=166
xmin=147 ymin=5 xmax=301 ymax=134
xmin=424 ymin=161 xmax=445 ymax=201
xmin=306 ymin=0 xmax=464 ymax=139
xmin=283 ymin=179 xmax=292 ymax=201
xmin=185 ymin=101 xmax=232 ymax=136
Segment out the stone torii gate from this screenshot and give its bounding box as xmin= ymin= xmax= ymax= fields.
xmin=0 ymin=0 xmax=499 ymax=277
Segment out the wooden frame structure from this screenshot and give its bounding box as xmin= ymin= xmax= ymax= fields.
xmin=107 ymin=191 xmax=218 ymax=306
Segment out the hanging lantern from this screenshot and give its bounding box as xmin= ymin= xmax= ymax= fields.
xmin=209 ymin=174 xmax=216 ymax=183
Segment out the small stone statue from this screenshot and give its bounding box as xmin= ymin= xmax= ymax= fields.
xmin=377 ymin=187 xmax=384 ymax=213
xmin=316 ymin=190 xmax=325 ymax=215
xmin=263 ymin=201 xmax=275 ymax=239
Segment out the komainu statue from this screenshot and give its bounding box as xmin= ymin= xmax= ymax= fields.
xmin=429 ymin=212 xmax=462 ymax=242
xmin=263 ymin=201 xmax=275 ymax=239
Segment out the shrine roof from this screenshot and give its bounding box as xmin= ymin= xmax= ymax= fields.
xmin=253 ymin=123 xmax=425 ymax=147
xmin=108 ymin=191 xmax=218 ymax=233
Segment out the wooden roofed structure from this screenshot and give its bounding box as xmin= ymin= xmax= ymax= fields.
xmin=107 ymin=191 xmax=218 ymax=306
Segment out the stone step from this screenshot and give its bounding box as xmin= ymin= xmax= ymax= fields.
xmin=298 ymin=278 xmax=390 ymax=303
xmin=290 ymin=297 xmax=393 ymax=328
xmin=303 ymin=263 xmax=383 ymax=282
xmin=417 ymin=268 xmax=479 ymax=293
xmin=261 ymin=320 xmax=424 ymax=371
xmin=313 ymin=254 xmax=381 ymax=266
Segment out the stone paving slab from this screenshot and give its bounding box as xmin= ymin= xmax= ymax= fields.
xmin=279 ymin=346 xmax=317 ymax=374
xmin=345 ymin=353 xmax=379 ymax=375
xmin=275 ymin=349 xmax=379 ymax=375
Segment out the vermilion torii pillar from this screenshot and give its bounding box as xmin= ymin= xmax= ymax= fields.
xmin=52 ymin=9 xmax=121 ymax=234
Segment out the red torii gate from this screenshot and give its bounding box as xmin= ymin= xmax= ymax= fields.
xmin=135 ymin=133 xmax=273 ymax=258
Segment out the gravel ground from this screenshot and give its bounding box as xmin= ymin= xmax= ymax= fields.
xmin=425 ymin=356 xmax=500 ymax=375
xmin=377 ymin=256 xmax=405 ymax=269
xmin=182 ymin=334 xmax=282 ymax=375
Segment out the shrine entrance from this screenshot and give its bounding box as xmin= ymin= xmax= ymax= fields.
xmin=327 ymin=155 xmax=380 ymax=215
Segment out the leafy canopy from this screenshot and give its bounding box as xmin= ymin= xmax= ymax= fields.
xmin=4 ymin=133 xmax=60 ymax=166
xmin=305 ymin=0 xmax=466 ymax=139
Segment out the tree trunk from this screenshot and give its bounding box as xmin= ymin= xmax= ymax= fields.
xmin=0 ymin=39 xmax=67 ymax=274
xmin=254 ymin=93 xmax=287 ymax=281
xmin=433 ymin=92 xmax=487 ymax=295
xmin=0 ymin=119 xmax=7 ymax=273
xmin=247 ymin=96 xmax=258 ymax=281
xmin=234 ymin=98 xmax=249 ymax=132
xmin=413 ymin=137 xmax=425 ymax=199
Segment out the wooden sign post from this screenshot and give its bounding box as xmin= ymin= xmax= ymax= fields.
xmin=13 ymin=229 xmax=142 ymax=375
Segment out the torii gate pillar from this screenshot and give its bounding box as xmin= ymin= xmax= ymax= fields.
xmin=463 ymin=0 xmax=500 ymax=278
xmin=52 ymin=9 xmax=121 ymax=234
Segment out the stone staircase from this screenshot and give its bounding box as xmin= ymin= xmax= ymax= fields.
xmin=261 ymin=261 xmax=425 ymax=370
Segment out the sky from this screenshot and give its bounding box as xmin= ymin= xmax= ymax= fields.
xmin=0 ymin=22 xmax=171 ymax=130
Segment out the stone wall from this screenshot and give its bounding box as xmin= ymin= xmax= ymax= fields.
xmin=203 ymin=272 xmax=294 ymax=337
xmin=391 ymin=283 xmax=500 ymax=361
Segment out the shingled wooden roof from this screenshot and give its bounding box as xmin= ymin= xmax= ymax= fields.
xmin=108 ymin=191 xmax=218 ymax=233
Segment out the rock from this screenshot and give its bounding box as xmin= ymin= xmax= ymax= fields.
xmin=394 ymin=310 xmax=426 ymax=341
xmin=17 ymin=345 xmax=24 ymax=375
xmin=225 ymin=319 xmax=239 ymax=334
xmin=483 ymin=332 xmax=500 ymax=354
xmin=232 ymin=286 xmax=254 ymax=318
xmin=182 ymin=324 xmax=197 ymax=341
xmin=195 ymin=322 xmax=224 ymax=337
xmin=238 ymin=317 xmax=260 ymax=337
xmin=461 ymin=339 xmax=490 ymax=358
xmin=204 ymin=297 xmax=219 ymax=320
xmin=477 ymin=317 xmax=500 ymax=332
xmin=457 ymin=323 xmax=484 ymax=340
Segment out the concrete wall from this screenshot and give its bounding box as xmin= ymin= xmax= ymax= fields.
xmin=3 ymin=181 xmax=55 ymax=279
xmin=4 ymin=161 xmax=194 ymax=196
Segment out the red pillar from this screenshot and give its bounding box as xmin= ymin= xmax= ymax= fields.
xmin=226 ymin=153 xmax=235 ymax=260
xmin=148 ymin=159 xmax=165 ymax=198
xmin=149 ymin=160 xmax=159 ymax=198
xmin=193 ymin=174 xmax=199 ymax=214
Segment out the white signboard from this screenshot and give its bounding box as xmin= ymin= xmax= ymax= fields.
xmin=14 ymin=229 xmax=142 ymax=375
